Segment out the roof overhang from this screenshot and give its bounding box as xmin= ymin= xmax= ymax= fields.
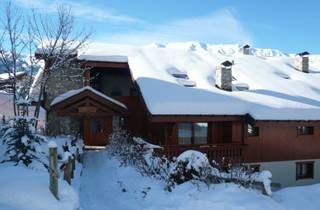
xmin=50 ymin=86 xmax=128 ymax=117
xmin=148 ymin=114 xmax=245 ymax=123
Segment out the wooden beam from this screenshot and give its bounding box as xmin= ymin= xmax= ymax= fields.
xmin=79 ymin=60 xmax=129 ymax=69
xmin=149 ymin=115 xmax=244 ymax=123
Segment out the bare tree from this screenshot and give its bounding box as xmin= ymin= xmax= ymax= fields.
xmin=0 ymin=2 xmax=27 ymax=116
xmin=31 ymin=5 xmax=91 ymax=127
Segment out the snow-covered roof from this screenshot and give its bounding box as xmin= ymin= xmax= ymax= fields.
xmin=77 ymin=42 xmax=320 ymax=121
xmin=50 ymin=86 xmax=127 ymax=109
xmin=0 ymin=91 xmax=46 ymax=127
xmin=0 ymin=71 xmax=26 ymax=81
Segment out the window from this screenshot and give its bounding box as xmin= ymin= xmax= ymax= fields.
xmin=297 ymin=126 xmax=314 ymax=135
xmin=178 ymin=123 xmax=192 ymax=144
xmin=91 ymin=119 xmax=103 ymax=134
xmin=112 ymin=116 xmax=126 ymax=130
xmin=178 ymin=123 xmax=208 ymax=145
xmin=194 ymin=123 xmax=208 ymax=144
xmin=296 ymin=162 xmax=314 ymax=180
xmin=248 ymin=124 xmax=259 ymax=136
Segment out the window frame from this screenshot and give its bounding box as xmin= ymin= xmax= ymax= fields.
xmin=247 ymin=124 xmax=259 ymax=137
xmin=178 ymin=122 xmax=208 ymax=145
xmin=297 ymin=126 xmax=314 ymax=136
xmin=296 ymin=161 xmax=314 ymax=180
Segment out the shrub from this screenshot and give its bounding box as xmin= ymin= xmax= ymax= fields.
xmin=108 ymin=130 xmax=272 ymax=195
xmin=1 ymin=116 xmax=46 ymax=167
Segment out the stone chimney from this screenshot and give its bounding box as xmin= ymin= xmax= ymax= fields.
xmin=241 ymin=44 xmax=250 ymax=55
xmin=216 ymin=60 xmax=233 ymax=91
xmin=294 ymin=51 xmax=309 ymax=73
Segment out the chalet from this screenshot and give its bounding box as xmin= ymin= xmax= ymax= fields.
xmin=35 ymin=43 xmax=320 ymax=188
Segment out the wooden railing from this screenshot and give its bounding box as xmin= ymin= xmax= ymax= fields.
xmin=155 ymin=143 xmax=244 ymax=163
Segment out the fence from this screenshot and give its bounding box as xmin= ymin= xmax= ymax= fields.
xmin=48 ymin=142 xmax=81 ymax=200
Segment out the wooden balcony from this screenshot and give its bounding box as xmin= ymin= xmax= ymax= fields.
xmin=154 ymin=143 xmax=244 ymax=164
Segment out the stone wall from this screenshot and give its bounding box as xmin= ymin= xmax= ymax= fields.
xmin=45 ymin=62 xmax=84 ymax=135
xmin=216 ymin=66 xmax=232 ymax=91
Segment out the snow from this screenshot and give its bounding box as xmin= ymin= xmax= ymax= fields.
xmin=0 ymin=166 xmax=78 ymax=210
xmin=78 ymin=55 xmax=128 ymax=62
xmin=50 ymin=86 xmax=127 ymax=109
xmin=0 ymin=135 xmax=84 ymax=210
xmin=77 ymin=42 xmax=320 ymax=120
xmin=79 ymin=150 xmax=320 ymax=210
xmin=256 ymin=170 xmax=273 ymax=196
xmin=133 ymin=137 xmax=162 ymax=149
xmin=48 ymin=141 xmax=57 ymax=148
xmin=176 ymin=150 xmax=209 ymax=171
xmin=0 ymin=71 xmax=26 ymax=81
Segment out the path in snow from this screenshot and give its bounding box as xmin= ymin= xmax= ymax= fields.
xmin=79 ymin=150 xmax=111 ymax=210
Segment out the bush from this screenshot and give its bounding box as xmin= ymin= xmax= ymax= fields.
xmin=1 ymin=116 xmax=46 ymax=167
xmin=108 ymin=130 xmax=272 ymax=195
xmin=168 ymin=150 xmax=215 ymax=186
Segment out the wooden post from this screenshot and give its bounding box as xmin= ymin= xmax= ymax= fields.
xmin=49 ymin=142 xmax=59 ymax=200
xmin=64 ymin=156 xmax=72 ymax=185
xmin=76 ymin=148 xmax=80 ymax=162
xmin=71 ymin=155 xmax=75 ymax=179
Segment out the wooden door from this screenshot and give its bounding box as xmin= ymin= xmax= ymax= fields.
xmin=84 ymin=117 xmax=112 ymax=146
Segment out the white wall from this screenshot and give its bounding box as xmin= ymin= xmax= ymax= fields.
xmin=248 ymin=159 xmax=320 ymax=188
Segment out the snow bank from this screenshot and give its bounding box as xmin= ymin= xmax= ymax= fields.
xmin=0 ymin=166 xmax=78 ymax=210
xmin=77 ymin=42 xmax=320 ymax=120
xmin=273 ymin=183 xmax=320 ymax=210
xmin=81 ymin=150 xmax=320 ymax=210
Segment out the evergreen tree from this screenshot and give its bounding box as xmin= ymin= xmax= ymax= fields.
xmin=1 ymin=117 xmax=45 ymax=167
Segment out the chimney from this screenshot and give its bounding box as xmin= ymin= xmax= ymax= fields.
xmin=241 ymin=44 xmax=250 ymax=55
xmin=216 ymin=60 xmax=233 ymax=91
xmin=294 ymin=51 xmax=309 ymax=73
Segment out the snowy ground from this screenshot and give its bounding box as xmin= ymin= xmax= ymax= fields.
xmin=0 ymin=135 xmax=83 ymax=210
xmin=0 ymin=166 xmax=78 ymax=210
xmin=79 ymin=150 xmax=320 ymax=210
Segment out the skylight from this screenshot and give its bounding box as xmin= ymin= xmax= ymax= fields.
xmin=177 ymin=78 xmax=197 ymax=87
xmin=167 ymin=67 xmax=189 ymax=79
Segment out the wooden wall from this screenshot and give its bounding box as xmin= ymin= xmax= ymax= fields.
xmin=146 ymin=120 xmax=244 ymax=146
xmin=243 ymin=121 xmax=320 ymax=163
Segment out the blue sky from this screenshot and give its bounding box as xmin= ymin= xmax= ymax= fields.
xmin=9 ymin=0 xmax=320 ymax=53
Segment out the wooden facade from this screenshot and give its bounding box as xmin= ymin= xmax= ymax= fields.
xmin=50 ymin=60 xmax=320 ymax=165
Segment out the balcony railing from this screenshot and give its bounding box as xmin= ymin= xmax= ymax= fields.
xmin=154 ymin=143 xmax=244 ymax=163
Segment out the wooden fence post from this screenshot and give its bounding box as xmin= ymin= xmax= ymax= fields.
xmin=64 ymin=156 xmax=72 ymax=185
xmin=48 ymin=141 xmax=59 ymax=200
xmin=71 ymin=155 xmax=75 ymax=179
xmin=76 ymin=148 xmax=80 ymax=162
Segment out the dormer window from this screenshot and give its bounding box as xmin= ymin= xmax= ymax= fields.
xmin=167 ymin=67 xmax=188 ymax=79
xmin=248 ymin=124 xmax=259 ymax=137
xmin=297 ymin=126 xmax=313 ymax=135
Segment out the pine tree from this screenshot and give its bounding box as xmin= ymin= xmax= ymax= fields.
xmin=2 ymin=117 xmax=45 ymax=167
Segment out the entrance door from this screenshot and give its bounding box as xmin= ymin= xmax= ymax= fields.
xmin=84 ymin=117 xmax=112 ymax=146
